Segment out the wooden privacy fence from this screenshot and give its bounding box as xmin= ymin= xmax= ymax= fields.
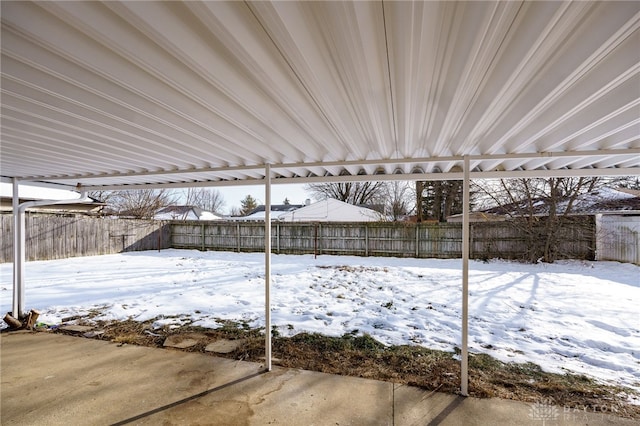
xmin=1 ymin=214 xmax=171 ymax=263
xmin=172 ymin=221 xmax=461 ymax=258
xmin=0 ymin=215 xmax=595 ymax=263
xmin=171 ymin=219 xmax=595 ymax=261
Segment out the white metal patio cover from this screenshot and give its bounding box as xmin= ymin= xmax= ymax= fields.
xmin=1 ymin=1 xmax=639 ymax=396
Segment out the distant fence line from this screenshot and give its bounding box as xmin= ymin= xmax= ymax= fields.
xmin=1 ymin=214 xmax=170 ymax=263
xmin=1 ymin=214 xmax=596 ymax=263
xmin=171 ymin=219 xmax=595 ymax=261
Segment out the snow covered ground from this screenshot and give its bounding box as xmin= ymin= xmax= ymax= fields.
xmin=1 ymin=249 xmax=638 ymax=393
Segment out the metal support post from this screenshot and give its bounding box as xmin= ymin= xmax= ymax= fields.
xmin=264 ymin=164 xmax=272 ymax=371
xmin=461 ymin=156 xmax=470 ymax=396
xmin=12 ymin=179 xmax=22 ymax=318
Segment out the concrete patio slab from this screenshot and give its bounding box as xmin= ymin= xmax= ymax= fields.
xmin=0 ymin=332 xmax=634 ymax=425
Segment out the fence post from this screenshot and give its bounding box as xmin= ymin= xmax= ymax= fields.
xmin=277 ymin=222 xmax=280 ymax=254
xmin=469 ymin=223 xmax=473 ymax=259
xmin=169 ymin=221 xmax=173 ymax=251
xmin=318 ymin=222 xmax=322 ymax=255
xmin=365 ymin=223 xmax=369 ymax=257
xmin=314 ymin=223 xmax=318 ymax=258
xmin=415 ymin=224 xmax=419 ymax=257
xmin=237 ymin=222 xmax=241 ymax=253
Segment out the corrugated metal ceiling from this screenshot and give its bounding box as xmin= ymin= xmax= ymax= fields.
xmin=1 ymin=1 xmax=639 ymax=190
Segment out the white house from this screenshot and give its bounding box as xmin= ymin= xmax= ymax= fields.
xmin=277 ymin=198 xmax=382 ymax=222
xmin=231 ymin=199 xmax=383 ymax=222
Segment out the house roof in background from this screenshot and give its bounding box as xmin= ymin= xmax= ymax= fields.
xmin=247 ymin=205 xmax=304 ymax=215
xmin=156 ymin=205 xmax=202 ymax=216
xmin=277 ymin=198 xmax=382 ymax=222
xmin=234 ymin=198 xmax=382 ymax=222
xmin=483 ymin=187 xmax=640 ymax=216
xmin=154 ymin=205 xmax=222 ymax=220
xmin=1 ymin=1 xmax=638 ymax=191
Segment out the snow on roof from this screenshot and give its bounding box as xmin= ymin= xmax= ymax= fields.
xmin=484 ymin=187 xmax=640 ymax=216
xmin=154 ymin=205 xmax=222 ymax=221
xmin=571 ymin=187 xmax=640 ymax=213
xmin=247 ymin=204 xmax=304 ymax=214
xmin=199 ymin=211 xmax=222 ymax=221
xmin=230 ymin=211 xmax=269 ymax=221
xmin=229 ymin=204 xmax=302 ymax=221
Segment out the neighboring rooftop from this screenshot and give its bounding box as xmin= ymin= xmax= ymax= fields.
xmin=154 ymin=205 xmax=222 ymax=221
xmin=234 ymin=199 xmax=383 ymax=222
xmin=246 ymin=204 xmax=305 ymax=215
xmin=482 ymin=187 xmax=640 ymax=217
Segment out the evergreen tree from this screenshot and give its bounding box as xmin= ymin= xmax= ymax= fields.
xmin=239 ymin=195 xmax=258 ymax=216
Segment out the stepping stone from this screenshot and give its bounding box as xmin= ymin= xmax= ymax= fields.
xmin=205 ymin=339 xmax=245 ymax=354
xmin=163 ymin=334 xmax=203 ymax=349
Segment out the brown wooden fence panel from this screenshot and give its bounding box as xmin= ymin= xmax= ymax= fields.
xmin=471 ymin=222 xmax=525 ymax=260
xmin=1 ymin=214 xmax=171 ymax=263
xmin=317 ymin=223 xmax=367 ymax=256
xmin=471 ymin=218 xmax=595 ymax=261
xmin=277 ymin=222 xmax=317 ymax=254
xmin=418 ymin=225 xmax=462 ymax=258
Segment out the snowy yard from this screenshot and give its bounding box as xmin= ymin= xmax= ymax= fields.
xmin=1 ymin=249 xmax=638 ymax=393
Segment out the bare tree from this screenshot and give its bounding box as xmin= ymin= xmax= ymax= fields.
xmin=383 ymin=181 xmax=414 ymax=221
xmin=87 ymin=190 xmax=115 ymax=204
xmin=183 ymin=187 xmax=225 ymax=213
xmin=305 ymin=182 xmax=386 ymax=205
xmin=612 ymin=176 xmax=640 ymax=190
xmin=474 ymin=177 xmax=600 ymax=263
xmin=108 ymin=189 xmax=178 ymax=219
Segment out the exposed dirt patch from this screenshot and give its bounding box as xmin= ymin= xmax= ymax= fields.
xmin=52 ymin=319 xmax=640 ymax=420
